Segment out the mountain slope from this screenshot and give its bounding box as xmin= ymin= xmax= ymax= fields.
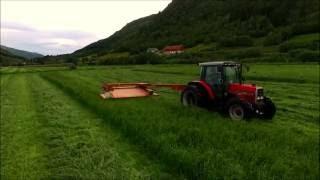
xmin=0 ymin=47 xmax=25 ymax=66
xmin=74 ymin=0 xmax=319 ymax=57
xmin=1 ymin=45 xmax=43 ymax=60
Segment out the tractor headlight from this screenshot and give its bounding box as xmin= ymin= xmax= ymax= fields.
xmin=256 ymin=88 xmax=264 ymax=100
xmin=257 ymin=96 xmax=264 ymax=100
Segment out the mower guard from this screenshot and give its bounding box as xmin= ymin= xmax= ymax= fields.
xmin=100 ymin=83 xmax=186 ymax=99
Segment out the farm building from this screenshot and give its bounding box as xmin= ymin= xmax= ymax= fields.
xmin=162 ymin=45 xmax=185 ymax=55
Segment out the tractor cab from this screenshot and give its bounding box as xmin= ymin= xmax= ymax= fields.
xmin=199 ymin=61 xmax=242 ymax=97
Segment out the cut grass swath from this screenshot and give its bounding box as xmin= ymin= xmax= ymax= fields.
xmin=27 ymin=74 xmax=175 ymax=179
xmin=0 ymin=73 xmax=178 ymax=179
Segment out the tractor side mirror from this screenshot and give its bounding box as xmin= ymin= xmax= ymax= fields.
xmin=243 ymin=64 xmax=250 ymax=72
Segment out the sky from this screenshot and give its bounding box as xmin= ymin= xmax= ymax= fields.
xmin=0 ymin=0 xmax=172 ymax=55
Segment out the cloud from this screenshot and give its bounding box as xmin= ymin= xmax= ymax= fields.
xmin=1 ymin=1 xmax=172 ymax=55
xmin=1 ymin=21 xmax=98 ymax=55
xmin=1 ymin=21 xmax=37 ymax=32
xmin=51 ymin=31 xmax=95 ymax=40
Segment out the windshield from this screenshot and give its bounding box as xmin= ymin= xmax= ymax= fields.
xmin=225 ymin=65 xmax=241 ymax=84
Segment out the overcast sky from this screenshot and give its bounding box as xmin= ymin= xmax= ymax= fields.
xmin=0 ymin=0 xmax=171 ymax=55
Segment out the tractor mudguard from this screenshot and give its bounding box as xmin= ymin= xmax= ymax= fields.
xmin=188 ymin=81 xmax=215 ymax=100
xmin=181 ymin=85 xmax=210 ymax=108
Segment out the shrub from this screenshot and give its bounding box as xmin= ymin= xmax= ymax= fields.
xmin=97 ymin=52 xmax=163 ymax=65
xmin=289 ymin=49 xmax=320 ymax=62
xmin=253 ymin=53 xmax=290 ymax=63
xmin=279 ymin=41 xmax=318 ymax=52
xmin=225 ymin=48 xmax=262 ymax=59
xmin=218 ymin=35 xmax=253 ymax=47
xmin=310 ymin=40 xmax=320 ymax=51
xmin=166 ymin=58 xmax=203 ymax=64
xmin=131 ymin=53 xmax=163 ymax=64
xmin=291 ymin=22 xmax=320 ymax=36
xmin=264 ymin=22 xmax=319 ymax=47
xmin=247 ymin=16 xmax=274 ymax=38
xmin=65 ymin=56 xmax=78 ymax=65
xmin=68 ymin=63 xmax=77 ymax=70
xmin=263 ymin=27 xmax=292 ymax=46
xmin=263 ymin=32 xmax=284 ymax=46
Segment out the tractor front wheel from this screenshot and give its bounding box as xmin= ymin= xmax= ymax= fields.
xmin=259 ymin=97 xmax=276 ymax=120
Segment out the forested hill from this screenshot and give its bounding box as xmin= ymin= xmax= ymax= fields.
xmin=74 ymin=0 xmax=319 ymax=56
xmin=1 ymin=45 xmax=43 ymax=60
xmin=0 ymin=47 xmax=25 ymax=66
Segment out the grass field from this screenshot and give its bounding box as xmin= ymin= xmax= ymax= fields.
xmin=0 ymin=64 xmax=319 ymax=179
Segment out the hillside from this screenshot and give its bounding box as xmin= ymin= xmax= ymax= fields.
xmin=0 ymin=47 xmax=25 ymax=66
xmin=74 ymin=0 xmax=319 ymax=59
xmin=1 ymin=45 xmax=43 ymax=60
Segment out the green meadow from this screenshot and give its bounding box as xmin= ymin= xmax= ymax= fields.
xmin=0 ymin=63 xmax=319 ymax=179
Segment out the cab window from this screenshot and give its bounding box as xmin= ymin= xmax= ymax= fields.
xmin=225 ymin=66 xmax=240 ymax=83
xmin=205 ymin=66 xmax=220 ymax=86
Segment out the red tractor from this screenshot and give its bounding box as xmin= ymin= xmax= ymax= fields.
xmin=101 ymin=61 xmax=276 ymax=120
xmin=181 ymin=61 xmax=276 ymax=120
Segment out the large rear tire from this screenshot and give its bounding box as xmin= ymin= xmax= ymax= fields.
xmin=225 ymin=98 xmax=252 ymax=121
xmin=181 ymin=85 xmax=207 ymax=107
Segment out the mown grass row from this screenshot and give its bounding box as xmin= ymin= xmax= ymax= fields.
xmin=28 ymin=74 xmax=175 ymax=179
xmin=1 ymin=75 xmax=49 ymax=179
xmin=0 ymin=66 xmax=69 ymax=75
xmin=41 ymin=68 xmax=319 ymax=179
xmin=1 ymin=73 xmax=177 ymax=179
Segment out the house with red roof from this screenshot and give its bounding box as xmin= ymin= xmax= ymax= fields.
xmin=162 ymin=45 xmax=185 ymax=55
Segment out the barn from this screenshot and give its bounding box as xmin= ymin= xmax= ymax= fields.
xmin=162 ymin=45 xmax=185 ymax=55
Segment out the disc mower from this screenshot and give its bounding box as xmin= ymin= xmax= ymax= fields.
xmin=101 ymin=61 xmax=276 ymax=120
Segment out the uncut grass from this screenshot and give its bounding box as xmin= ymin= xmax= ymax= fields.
xmin=41 ymin=68 xmax=319 ymax=179
xmin=50 ymin=66 xmax=319 ymax=126
xmin=131 ymin=64 xmax=319 ymax=84
xmin=127 ymin=66 xmax=319 ymax=124
xmin=74 ymin=67 xmax=320 ymax=125
xmin=26 ymin=74 xmax=176 ymax=179
xmin=260 ymin=82 xmax=319 ymax=124
xmin=76 ymin=69 xmax=320 ymax=135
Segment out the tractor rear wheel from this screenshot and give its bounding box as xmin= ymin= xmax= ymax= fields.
xmin=225 ymin=98 xmax=252 ymax=121
xmin=181 ymin=85 xmax=206 ymax=107
xmin=181 ymin=86 xmax=198 ymax=107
